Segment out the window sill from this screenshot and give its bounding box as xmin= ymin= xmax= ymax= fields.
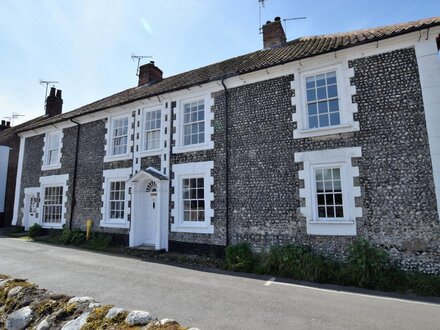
xmin=41 ymin=223 xmax=63 ymax=229
xmin=173 ymin=142 xmax=213 ymax=154
xmin=104 ymin=153 xmax=132 ymax=163
xmin=294 ymin=123 xmax=359 ymax=139
xmin=100 ymin=220 xmax=130 ymax=229
xmin=307 ymin=220 xmax=356 ymax=236
xmin=42 ymin=164 xmax=61 ymax=171
xmin=171 ymin=223 xmax=214 ymax=234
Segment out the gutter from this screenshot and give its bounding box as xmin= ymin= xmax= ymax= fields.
xmin=221 ymin=78 xmax=230 ymax=247
xmin=69 ymin=118 xmax=81 ymax=230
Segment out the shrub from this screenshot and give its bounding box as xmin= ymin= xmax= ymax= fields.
xmin=225 ymin=243 xmax=256 ymax=272
xmin=84 ymin=233 xmax=112 ymax=250
xmin=264 ymin=244 xmax=339 ymax=283
xmin=341 ymin=238 xmax=391 ymax=289
xmin=28 ymin=223 xmax=43 ymax=238
xmin=60 ymin=229 xmax=85 ymax=245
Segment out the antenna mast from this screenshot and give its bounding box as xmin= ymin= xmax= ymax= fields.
xmin=3 ymin=112 xmax=25 ymax=126
xmin=39 ymin=79 xmax=59 ymax=110
xmin=131 ymin=55 xmax=153 ymax=76
xmin=258 ymin=0 xmax=266 ymax=34
xmin=283 ymin=17 xmax=307 ymax=35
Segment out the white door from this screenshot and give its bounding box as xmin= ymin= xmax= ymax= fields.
xmin=144 ymin=193 xmax=157 ymax=245
xmin=24 ymin=190 xmax=39 ymax=230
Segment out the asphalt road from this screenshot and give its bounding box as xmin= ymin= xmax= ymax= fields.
xmin=0 ymin=237 xmax=439 ymax=329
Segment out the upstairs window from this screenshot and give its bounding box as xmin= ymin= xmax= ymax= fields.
xmin=182 ymin=177 xmax=205 ymax=222
xmin=314 ymin=167 xmax=344 ymax=219
xmin=43 ymin=131 xmax=62 ymax=169
xmin=144 ymin=109 xmax=161 ymax=151
xmin=306 ymin=71 xmax=340 ymax=129
xmin=183 ymin=100 xmax=205 ymax=146
xmin=111 ymin=117 xmax=129 ymax=155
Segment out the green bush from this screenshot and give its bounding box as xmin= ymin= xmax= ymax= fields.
xmin=60 ymin=229 xmax=85 ymax=245
xmin=225 ymin=242 xmax=256 ymax=272
xmin=28 ymin=223 xmax=43 ymax=238
xmin=264 ymin=244 xmax=339 ymax=283
xmin=341 ymin=238 xmax=391 ymax=289
xmin=84 ymin=233 xmax=112 ymax=250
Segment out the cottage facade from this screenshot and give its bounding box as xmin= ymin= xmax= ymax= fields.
xmin=11 ymin=17 xmax=440 ymax=273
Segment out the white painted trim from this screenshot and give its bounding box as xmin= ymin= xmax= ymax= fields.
xmin=171 ymin=161 xmax=214 ymax=234
xmin=41 ymin=130 xmax=63 ymax=171
xmin=292 ymin=61 xmax=359 ymax=138
xmin=104 ymin=113 xmax=133 ymax=163
xmin=12 ymin=136 xmax=26 ymax=226
xmin=39 ymin=174 xmax=69 ymax=229
xmin=173 ymin=94 xmax=215 ymax=153
xmin=101 ymin=167 xmax=132 ymax=228
xmin=295 ymin=147 xmax=362 ymax=236
xmin=415 ymin=30 xmax=440 ymax=219
xmin=23 ymin=187 xmax=39 ymax=230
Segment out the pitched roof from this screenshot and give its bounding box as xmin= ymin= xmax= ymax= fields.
xmin=0 ymin=115 xmax=46 ymax=143
xmin=22 ymin=16 xmax=440 ymax=132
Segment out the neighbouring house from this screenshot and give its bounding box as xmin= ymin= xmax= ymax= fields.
xmin=0 ymin=91 xmax=60 ymax=227
xmin=11 ymin=17 xmax=440 ymax=274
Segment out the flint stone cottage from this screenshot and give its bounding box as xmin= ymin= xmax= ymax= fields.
xmin=11 ymin=17 xmax=440 ymax=274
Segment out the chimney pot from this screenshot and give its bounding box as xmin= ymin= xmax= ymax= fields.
xmin=262 ymin=16 xmax=286 ymax=49
xmin=138 ymin=61 xmax=163 ymax=86
xmin=45 ymin=88 xmax=63 ymax=117
xmin=6 ymin=121 xmax=10 ymax=127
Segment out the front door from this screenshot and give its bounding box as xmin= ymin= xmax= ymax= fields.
xmin=144 ymin=192 xmax=157 ymax=245
xmin=24 ymin=188 xmax=39 ymax=230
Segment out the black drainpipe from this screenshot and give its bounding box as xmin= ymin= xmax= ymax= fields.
xmin=221 ymin=78 xmax=230 ymax=247
xmin=69 ymin=119 xmax=81 ymax=230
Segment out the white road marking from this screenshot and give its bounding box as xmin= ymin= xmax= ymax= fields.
xmin=264 ymin=277 xmax=276 ymax=286
xmin=265 ymin=279 xmax=440 ymax=307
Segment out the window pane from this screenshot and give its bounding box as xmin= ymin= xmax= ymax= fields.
xmin=327 ymin=84 xmax=338 ymax=98
xmin=316 ymin=74 xmax=326 ymax=86
xmin=319 ymin=114 xmax=329 ymax=127
xmin=334 ymin=193 xmax=343 ymax=205
xmin=317 ymin=87 xmax=327 ymax=100
xmin=326 ymin=71 xmax=337 ymax=84
xmin=318 ymin=101 xmax=328 ymax=114
xmin=327 ymin=207 xmax=335 ymax=218
xmin=306 ymin=76 xmax=315 ymax=89
xmin=317 ymin=194 xmax=325 ymax=205
xmin=329 ymin=99 xmax=339 ymax=112
xmin=308 ymin=103 xmax=317 ymax=115
xmin=335 ymin=206 xmax=344 ymax=217
xmin=330 ymin=113 xmax=340 ymax=126
xmin=306 ymin=89 xmax=316 ymax=102
xmin=318 ymin=207 xmax=326 ymax=217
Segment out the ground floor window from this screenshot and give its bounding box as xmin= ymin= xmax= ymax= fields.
xmin=109 ymin=180 xmax=126 ymax=220
xmin=42 ymin=186 xmax=63 ymax=224
xmin=182 ymin=177 xmax=205 ymax=222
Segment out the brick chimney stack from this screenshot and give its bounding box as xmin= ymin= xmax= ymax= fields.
xmin=262 ymin=17 xmax=287 ymax=49
xmin=138 ymin=61 xmax=163 ymax=86
xmin=45 ymin=87 xmax=63 ymax=117
xmin=0 ymin=120 xmax=11 ymax=132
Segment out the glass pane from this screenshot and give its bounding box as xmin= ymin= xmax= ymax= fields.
xmin=319 ymin=114 xmax=329 ymax=127
xmin=324 ymin=169 xmax=332 ymax=180
xmin=307 ymin=103 xmax=317 ymax=115
xmin=335 ymin=206 xmax=344 ymax=217
xmin=306 ymin=89 xmax=316 ymax=102
xmin=329 ymin=99 xmax=339 ymax=112
xmin=317 ymin=194 xmax=325 ymax=205
xmin=333 ymin=168 xmax=341 ymax=180
xmin=334 ymin=180 xmax=342 ymax=192
xmin=198 ymin=211 xmax=205 ymax=221
xmin=316 ymin=74 xmax=326 ymax=86
xmin=334 ymin=193 xmax=343 ymax=205
xmin=315 ymin=169 xmax=323 ymax=181
xmin=318 ymin=101 xmax=328 ymax=114
xmin=327 ymin=207 xmax=335 ymax=218
xmin=306 ymin=76 xmax=315 ymax=89
xmin=325 ymin=194 xmax=334 ymax=205
xmin=309 ymin=116 xmax=318 ymax=129
xmin=327 ymin=84 xmax=338 ymax=98
xmin=324 ymin=181 xmax=333 ymax=192
xmin=317 ymin=87 xmax=327 ymax=100
xmin=326 ymin=71 xmax=337 ymax=84
xmin=330 ymin=113 xmax=340 ymax=126
xmin=318 ymin=207 xmax=326 ymax=217
xmin=316 ymin=181 xmax=324 ymax=193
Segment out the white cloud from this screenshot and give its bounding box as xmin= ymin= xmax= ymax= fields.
xmin=140 ymin=17 xmax=154 ymax=35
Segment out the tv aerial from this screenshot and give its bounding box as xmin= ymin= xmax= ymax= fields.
xmin=131 ymin=54 xmax=153 ymax=76
xmin=39 ymin=79 xmax=59 ymax=109
xmin=3 ymin=112 xmax=25 ymax=126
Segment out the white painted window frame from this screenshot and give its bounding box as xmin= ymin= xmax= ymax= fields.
xmin=174 ymin=94 xmax=214 ymax=153
xmin=104 ymin=114 xmax=132 ymax=162
xmin=38 ymin=174 xmax=69 ymax=229
xmin=42 ymin=130 xmax=63 ymax=170
xmin=171 ymin=161 xmax=214 ymax=234
xmin=140 ymin=106 xmax=162 ymax=156
xmin=295 ymin=147 xmax=362 ymax=236
xmin=101 ymin=168 xmax=131 ymax=228
xmin=292 ymin=62 xmax=359 ymax=139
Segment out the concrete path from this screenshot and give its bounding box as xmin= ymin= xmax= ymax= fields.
xmin=0 ymin=236 xmax=439 ymax=329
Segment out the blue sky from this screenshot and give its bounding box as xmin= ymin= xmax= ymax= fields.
xmin=0 ymin=0 xmax=438 ymax=125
